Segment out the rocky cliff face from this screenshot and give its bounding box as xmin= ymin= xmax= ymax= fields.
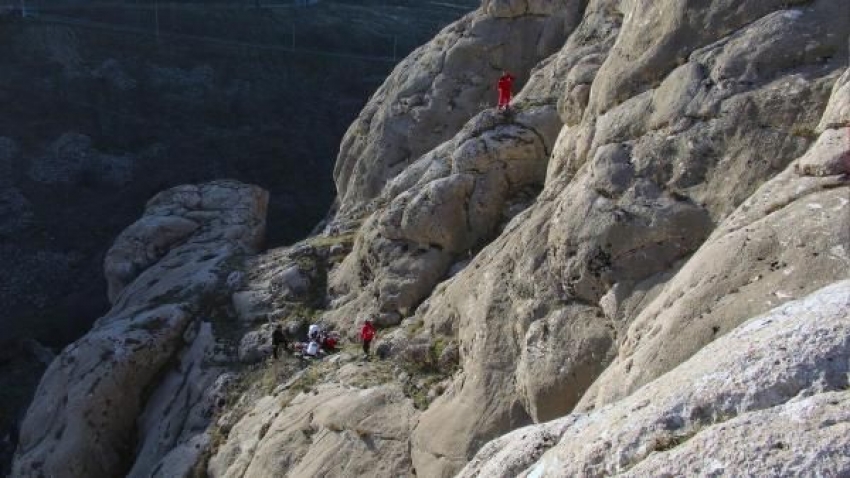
xmin=327 ymin=1 xmax=848 ymax=475
xmin=459 ymin=280 xmax=850 ymax=476
xmin=12 ymin=0 xmax=850 ymax=477
xmin=333 ymin=0 xmax=582 ymax=218
xmin=13 ymin=181 xmax=267 ymax=477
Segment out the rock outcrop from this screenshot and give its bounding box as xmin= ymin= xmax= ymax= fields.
xmin=104 ymin=182 xmax=267 ymax=303
xmin=209 ymin=362 xmax=419 ymax=478
xmin=215 ymin=1 xmax=848 ymax=476
xmin=459 ymin=280 xmax=850 ymax=476
xmin=579 ymin=55 xmax=850 ymax=411
xmin=13 ymin=181 xmax=267 ymax=478
xmin=12 ymin=0 xmax=850 ymax=477
xmin=317 ymin=1 xmax=850 ymax=476
xmin=333 ymin=0 xmax=584 ymax=218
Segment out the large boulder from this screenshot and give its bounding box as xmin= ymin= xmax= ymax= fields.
xmin=237 ymin=324 xmax=275 ymax=364
xmin=104 ymin=181 xmax=268 ymax=303
xmin=12 ymin=181 xmax=268 ymax=478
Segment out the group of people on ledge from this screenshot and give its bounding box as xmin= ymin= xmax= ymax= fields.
xmin=270 ymin=318 xmax=376 ymax=360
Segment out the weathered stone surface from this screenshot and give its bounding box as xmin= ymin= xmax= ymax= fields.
xmin=801 ymin=70 xmax=850 ymax=176
xmin=273 ymin=265 xmax=310 ymax=298
xmin=403 ymin=3 xmax=848 ymax=476
xmin=237 ymin=324 xmax=275 ymax=364
xmin=105 ymin=215 xmax=201 ymax=302
xmin=13 ymin=181 xmax=268 ymax=478
xmin=333 ymin=1 xmax=583 ymax=217
xmin=227 ymin=239 xmax=332 ymax=327
xmin=329 ymin=106 xmax=557 ymax=327
xmin=587 ymin=0 xmax=830 ymax=116
xmin=795 ymin=127 xmax=850 ymax=177
xmin=623 ymin=392 xmax=850 ymax=477
xmin=105 ymin=181 xmax=268 ymax=303
xmin=818 ymin=65 xmax=850 ymax=132
xmin=460 ymin=280 xmax=850 ymax=476
xmin=14 ymin=304 xmax=195 ymax=478
xmin=127 ymin=322 xmax=222 ymax=478
xmin=231 ymin=289 xmax=273 ymax=324
xmin=209 ymin=373 xmax=419 ymax=478
xmin=580 ymin=140 xmax=850 ymax=411
xmin=409 ymin=141 xmax=714 ymax=474
xmin=458 ymin=418 xmax=573 ymax=478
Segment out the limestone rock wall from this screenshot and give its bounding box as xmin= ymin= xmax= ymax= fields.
xmin=12 ymin=181 xmax=268 ymax=478
xmin=208 ymin=366 xmax=419 ymax=478
xmin=12 ymin=0 xmax=850 ymax=476
xmin=326 ymin=0 xmax=849 ymax=476
xmin=105 ymin=182 xmax=267 ymax=304
xmin=333 ymin=0 xmax=585 ymax=218
xmin=459 ymin=280 xmax=850 ymax=476
xmin=326 ymin=0 xmax=625 ymax=332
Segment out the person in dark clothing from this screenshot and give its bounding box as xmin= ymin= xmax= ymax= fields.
xmin=272 ymin=325 xmax=287 ymax=359
xmin=360 ymin=319 xmax=376 ymax=357
xmin=497 ymin=71 xmax=515 ymax=110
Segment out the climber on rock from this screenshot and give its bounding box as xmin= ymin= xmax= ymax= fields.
xmin=360 ymin=318 xmax=376 ymax=358
xmin=305 ymin=340 xmax=320 ymax=358
xmin=308 ymin=322 xmax=321 ymax=342
xmin=272 ymin=324 xmax=287 ymax=359
xmin=497 ymin=70 xmax=515 ymax=111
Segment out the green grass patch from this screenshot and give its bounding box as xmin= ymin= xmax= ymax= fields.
xmin=346 ymin=360 xmax=396 ymax=390
xmin=286 ymin=364 xmax=327 ymax=395
xmin=306 ymin=232 xmax=357 ymax=250
xmin=790 ymin=125 xmax=819 ymax=140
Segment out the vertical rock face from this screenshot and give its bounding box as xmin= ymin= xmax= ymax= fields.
xmin=578 ymin=58 xmax=850 ymax=411
xmin=333 ymin=0 xmax=585 ymax=218
xmin=459 ymin=280 xmax=850 ymax=476
xmin=13 ymin=181 xmax=267 ymax=478
xmin=327 ymin=106 xmax=559 ymax=328
xmin=325 ymin=0 xmax=849 ymax=476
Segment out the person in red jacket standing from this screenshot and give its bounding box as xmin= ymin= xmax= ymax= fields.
xmin=497 ymin=70 xmax=515 ymax=110
xmin=360 ymin=318 xmax=376 ymax=358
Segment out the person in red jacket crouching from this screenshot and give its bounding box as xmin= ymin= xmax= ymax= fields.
xmin=360 ymin=318 xmax=376 ymax=358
